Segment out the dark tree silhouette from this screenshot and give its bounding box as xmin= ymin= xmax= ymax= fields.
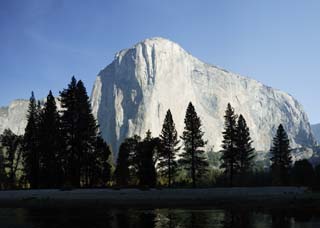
xmin=126 ymin=135 xmax=142 ymax=184
xmin=220 ymin=103 xmax=238 ymax=187
xmin=0 ymin=129 xmax=22 ymax=188
xmin=38 ymin=91 xmax=62 ymax=188
xmin=291 ymin=159 xmax=315 ymax=187
xmin=0 ymin=149 xmax=6 ymax=189
xmin=22 ymin=92 xmax=41 ymax=189
xmin=136 ymin=131 xmax=159 ymax=187
xmin=236 ymin=115 xmax=255 ymax=175
xmin=60 ymin=77 xmax=78 ymax=187
xmin=158 ymin=109 xmax=180 ymax=187
xmin=180 ymin=102 xmax=208 ymax=188
xmin=75 ymin=80 xmax=98 ymax=187
xmin=270 ymin=124 xmax=292 ymax=186
xmin=115 ymin=140 xmax=131 ymax=186
xmin=60 ymin=77 xmax=98 ymax=187
xmin=89 ymin=135 xmax=112 ymax=187
xmin=315 ymin=164 xmax=320 ymax=188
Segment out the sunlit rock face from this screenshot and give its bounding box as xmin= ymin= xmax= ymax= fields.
xmin=0 ymin=99 xmax=29 ymax=135
xmin=91 ymin=37 xmax=316 ymax=157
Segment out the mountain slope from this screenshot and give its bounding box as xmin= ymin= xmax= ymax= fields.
xmin=312 ymin=124 xmax=320 ymax=144
xmin=91 ymin=37 xmax=316 ymax=156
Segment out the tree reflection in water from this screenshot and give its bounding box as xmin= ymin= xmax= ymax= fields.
xmin=0 ymin=206 xmax=318 ymax=228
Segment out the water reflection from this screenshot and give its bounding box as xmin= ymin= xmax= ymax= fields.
xmin=223 ymin=209 xmax=251 ymax=228
xmin=0 ymin=207 xmax=320 ymax=227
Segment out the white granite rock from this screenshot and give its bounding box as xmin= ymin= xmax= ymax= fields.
xmin=0 ymin=37 xmax=316 ymax=160
xmin=91 ymin=37 xmax=316 ymax=157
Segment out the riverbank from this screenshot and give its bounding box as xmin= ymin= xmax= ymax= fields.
xmin=0 ymin=187 xmax=316 ymax=208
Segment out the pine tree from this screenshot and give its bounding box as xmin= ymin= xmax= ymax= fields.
xmin=60 ymin=77 xmax=98 ymax=187
xmin=127 ymin=135 xmax=142 ymax=183
xmin=158 ymin=109 xmax=180 ymax=187
xmin=75 ymin=80 xmax=98 ymax=187
xmin=60 ymin=77 xmax=79 ymax=187
xmin=22 ymin=92 xmax=40 ymax=189
xmin=89 ymin=135 xmax=112 ymax=187
xmin=180 ymin=102 xmax=209 ymax=188
xmin=0 ymin=129 xmax=22 ymax=188
xmin=115 ymin=140 xmax=131 ymax=186
xmin=220 ymin=103 xmax=238 ymax=187
xmin=236 ymin=115 xmax=255 ymax=175
xmin=38 ymin=91 xmax=62 ymax=188
xmin=136 ymin=131 xmax=159 ymax=187
xmin=270 ymin=124 xmax=292 ymax=186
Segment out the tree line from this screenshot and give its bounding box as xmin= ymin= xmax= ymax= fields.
xmin=0 ymin=77 xmax=111 ymax=189
xmin=114 ymin=101 xmax=314 ymax=188
xmin=0 ymin=76 xmax=318 ymax=189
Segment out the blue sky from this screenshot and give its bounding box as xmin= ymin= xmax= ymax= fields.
xmin=0 ymin=0 xmax=319 ymax=123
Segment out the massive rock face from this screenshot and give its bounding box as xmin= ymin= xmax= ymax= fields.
xmin=0 ymin=37 xmax=316 ymax=160
xmin=91 ymin=37 xmax=316 ymax=156
xmin=0 ymin=99 xmax=29 ymax=135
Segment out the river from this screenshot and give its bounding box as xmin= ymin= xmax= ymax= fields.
xmin=0 ymin=207 xmax=319 ymax=227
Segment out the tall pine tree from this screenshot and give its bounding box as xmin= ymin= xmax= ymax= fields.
xmin=236 ymin=115 xmax=255 ymax=175
xmin=60 ymin=77 xmax=78 ymax=187
xmin=60 ymin=77 xmax=98 ymax=187
xmin=135 ymin=131 xmax=159 ymax=187
xmin=22 ymin=92 xmax=41 ymax=189
xmin=158 ymin=109 xmax=180 ymax=187
xmin=270 ymin=124 xmax=292 ymax=186
xmin=38 ymin=91 xmax=62 ymax=188
xmin=115 ymin=140 xmax=131 ymax=186
xmin=75 ymin=80 xmax=98 ymax=187
xmin=180 ymin=102 xmax=209 ymax=188
xmin=220 ymin=103 xmax=238 ymax=187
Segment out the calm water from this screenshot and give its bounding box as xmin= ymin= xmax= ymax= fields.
xmin=0 ymin=207 xmax=320 ymax=228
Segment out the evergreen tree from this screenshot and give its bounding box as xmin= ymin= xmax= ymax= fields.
xmin=136 ymin=131 xmax=159 ymax=187
xmin=60 ymin=77 xmax=98 ymax=187
xmin=291 ymin=159 xmax=315 ymax=187
xmin=158 ymin=109 xmax=180 ymax=187
xmin=127 ymin=135 xmax=142 ymax=183
xmin=270 ymin=124 xmax=292 ymax=186
xmin=115 ymin=134 xmax=156 ymax=186
xmin=236 ymin=115 xmax=255 ymax=175
xmin=180 ymin=102 xmax=209 ymax=188
xmin=89 ymin=135 xmax=112 ymax=187
xmin=0 ymin=129 xmax=22 ymax=188
xmin=75 ymin=80 xmax=98 ymax=187
xmin=220 ymin=103 xmax=238 ymax=187
xmin=115 ymin=140 xmax=131 ymax=186
xmin=22 ymin=92 xmax=40 ymax=189
xmin=60 ymin=77 xmax=78 ymax=187
xmin=0 ymin=149 xmax=6 ymax=189
xmin=38 ymin=91 xmax=62 ymax=188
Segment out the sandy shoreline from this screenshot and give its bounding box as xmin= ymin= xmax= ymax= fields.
xmin=0 ymin=187 xmax=316 ymax=208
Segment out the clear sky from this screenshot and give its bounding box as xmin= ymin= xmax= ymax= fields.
xmin=0 ymin=0 xmax=319 ymax=123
